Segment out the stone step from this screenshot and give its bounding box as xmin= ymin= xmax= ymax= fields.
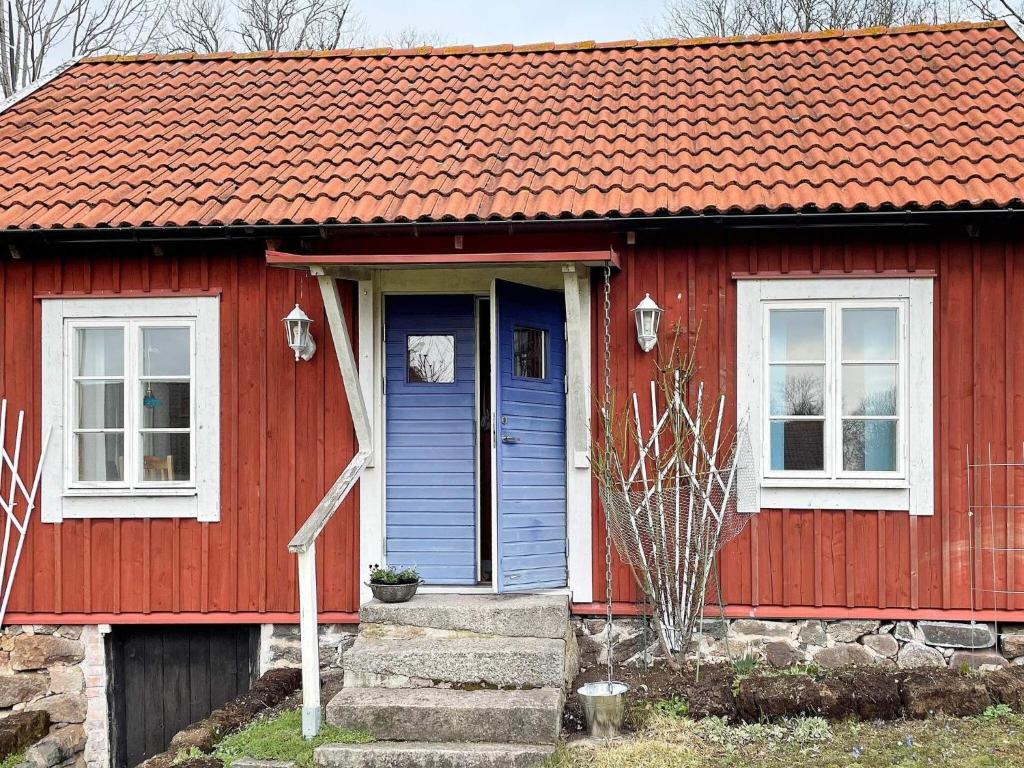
xmin=315 ymin=742 xmax=554 ymax=768
xmin=326 ymin=687 xmax=562 ymax=745
xmin=342 ymin=625 xmax=567 ymax=688
xmin=359 ymin=594 xmax=568 ymax=639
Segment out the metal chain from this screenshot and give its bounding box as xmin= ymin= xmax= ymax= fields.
xmin=602 ymin=265 xmax=614 ymax=688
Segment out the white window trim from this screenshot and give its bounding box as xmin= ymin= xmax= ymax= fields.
xmin=41 ymin=296 xmax=220 ymax=521
xmin=737 ymin=277 xmax=934 ymax=515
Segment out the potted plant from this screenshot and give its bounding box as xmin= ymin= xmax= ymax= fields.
xmin=367 ymin=564 xmax=422 ymax=603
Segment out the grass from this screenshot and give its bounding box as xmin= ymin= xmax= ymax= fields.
xmin=180 ymin=709 xmax=371 ymax=768
xmin=547 ymin=710 xmax=1024 ymax=768
xmin=0 ymin=751 xmax=25 ymax=768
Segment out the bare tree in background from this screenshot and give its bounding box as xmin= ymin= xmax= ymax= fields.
xmin=234 ymin=0 xmax=355 ymax=51
xmin=161 ymin=0 xmax=227 ymax=52
xmin=968 ymin=0 xmax=1023 ymax=29
xmin=374 ymin=24 xmax=443 ymax=48
xmin=644 ymin=0 xmax=973 ymax=37
xmin=0 ymin=0 xmax=163 ymax=96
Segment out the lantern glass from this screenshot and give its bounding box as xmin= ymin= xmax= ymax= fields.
xmin=633 ymin=293 xmax=662 ymax=353
xmin=283 ymin=304 xmax=316 ymax=361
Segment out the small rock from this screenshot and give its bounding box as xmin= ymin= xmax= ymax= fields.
xmin=55 ymin=626 xmax=83 ymax=641
xmin=797 ymin=620 xmax=826 ymax=646
xmin=893 ymin=621 xmax=917 ymax=642
xmin=826 ymin=620 xmax=881 ymax=643
xmin=949 ymin=650 xmax=1009 ymax=671
xmin=918 ymin=621 xmax=995 ymax=649
xmin=10 ymin=636 xmax=83 ymax=671
xmin=21 ymin=725 xmax=85 ymax=768
xmin=0 ymin=673 xmax=49 ymax=708
xmin=1001 ymin=632 xmax=1024 ymax=659
xmin=0 ymin=711 xmax=49 ymax=758
xmin=862 ymin=634 xmax=899 ymax=658
xmin=30 ymin=627 xmax=57 ymax=636
xmin=898 ymin=641 xmax=946 ymax=668
xmin=699 ymin=619 xmax=728 ymax=640
xmin=730 ymin=619 xmax=794 ymax=639
xmin=812 ymin=643 xmax=873 ymax=669
xmin=765 ymin=641 xmax=803 ymax=668
xmin=48 ymin=666 xmax=84 ymax=695
xmin=25 ymin=693 xmax=86 ymax=724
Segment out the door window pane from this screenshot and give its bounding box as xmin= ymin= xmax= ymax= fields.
xmin=76 ymin=328 xmax=123 ymax=376
xmin=769 ymin=309 xmax=825 ymax=361
xmin=769 ymin=420 xmax=824 ymax=471
xmin=843 ymin=420 xmax=898 ymax=471
xmin=769 ymin=365 xmax=824 ymax=416
xmin=142 ymin=327 xmax=190 ymax=377
xmin=513 ymin=327 xmax=546 ymax=379
xmin=407 ymin=335 xmax=455 ymax=383
xmin=843 ymin=364 xmax=897 ymax=416
xmin=76 ymin=381 xmax=124 ymax=429
xmin=141 ymin=382 xmax=191 ymax=428
xmin=77 ymin=433 xmax=124 ymax=481
xmin=842 ymin=308 xmax=897 ymax=360
xmin=142 ymin=433 xmax=191 ymax=481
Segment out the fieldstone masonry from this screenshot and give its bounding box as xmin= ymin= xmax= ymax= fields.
xmin=261 ymin=624 xmax=357 ymax=701
xmin=0 ymin=625 xmax=103 ymax=768
xmin=575 ymin=617 xmax=1024 ymax=671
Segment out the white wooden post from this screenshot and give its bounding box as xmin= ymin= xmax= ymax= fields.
xmin=288 ymin=271 xmax=374 ymax=740
xmin=562 ymin=264 xmax=589 ymax=468
xmin=297 ymin=542 xmax=320 ymax=737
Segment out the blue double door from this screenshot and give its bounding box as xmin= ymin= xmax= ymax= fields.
xmin=384 ymin=282 xmax=567 ymax=591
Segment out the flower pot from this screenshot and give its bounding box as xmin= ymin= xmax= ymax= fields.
xmin=367 ymin=581 xmax=422 ymax=603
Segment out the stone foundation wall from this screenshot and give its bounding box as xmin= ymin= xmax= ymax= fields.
xmin=260 ymin=624 xmax=356 ymax=700
xmin=575 ymin=616 xmax=1024 ymax=672
xmin=0 ymin=625 xmax=104 ymax=768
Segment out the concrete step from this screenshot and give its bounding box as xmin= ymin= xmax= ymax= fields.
xmin=342 ymin=625 xmax=566 ymax=688
xmin=326 ymin=687 xmax=562 ymax=745
xmin=359 ymin=594 xmax=568 ymax=639
xmin=315 ymin=742 xmax=554 ymax=768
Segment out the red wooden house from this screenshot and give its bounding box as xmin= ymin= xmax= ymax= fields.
xmin=0 ymin=19 xmax=1023 ymax=766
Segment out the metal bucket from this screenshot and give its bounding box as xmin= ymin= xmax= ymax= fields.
xmin=577 ymin=681 xmax=629 ymax=739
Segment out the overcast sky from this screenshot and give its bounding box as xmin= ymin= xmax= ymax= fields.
xmin=359 ymin=1 xmax=670 ymax=46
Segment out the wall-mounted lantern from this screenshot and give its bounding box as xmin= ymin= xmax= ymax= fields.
xmin=283 ymin=304 xmax=316 ymax=361
xmin=634 ymin=293 xmax=663 ymax=353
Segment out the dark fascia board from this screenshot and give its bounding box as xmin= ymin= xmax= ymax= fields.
xmin=1 ymin=207 xmax=1021 ymax=245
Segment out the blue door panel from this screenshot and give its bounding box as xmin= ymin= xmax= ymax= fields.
xmin=495 ymin=280 xmax=568 ymax=592
xmin=385 ymin=295 xmax=477 ymax=586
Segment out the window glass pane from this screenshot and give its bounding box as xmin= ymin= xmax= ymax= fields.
xmin=76 ymin=381 xmax=124 ymax=429
xmin=513 ymin=327 xmax=546 ymax=379
xmin=76 ymin=328 xmax=123 ymax=376
xmin=142 ymin=327 xmax=190 ymax=377
xmin=842 ymin=364 xmax=897 ymax=416
xmin=842 ymin=308 xmax=897 ymax=360
xmin=142 ymin=433 xmax=191 ymax=482
xmin=407 ymin=335 xmax=455 ymax=383
xmin=769 ymin=365 xmax=824 ymax=416
xmin=769 ymin=309 xmax=825 ymax=361
xmin=141 ymin=382 xmax=191 ymax=428
xmin=76 ymin=433 xmax=124 ymax=481
xmin=769 ymin=420 xmax=824 ymax=471
xmin=843 ymin=420 xmax=898 ymax=471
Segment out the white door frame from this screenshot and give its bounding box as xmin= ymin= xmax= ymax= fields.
xmin=355 ymin=265 xmax=593 ymax=605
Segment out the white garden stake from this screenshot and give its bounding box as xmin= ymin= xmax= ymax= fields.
xmin=0 ymin=400 xmax=52 ymax=627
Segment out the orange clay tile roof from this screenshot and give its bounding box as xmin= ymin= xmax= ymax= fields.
xmin=0 ymin=21 xmax=1022 ymax=230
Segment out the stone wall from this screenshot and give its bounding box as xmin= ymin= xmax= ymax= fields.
xmin=0 ymin=625 xmax=97 ymax=768
xmin=260 ymin=624 xmax=356 ymax=701
xmin=575 ymin=617 xmax=1024 ymax=672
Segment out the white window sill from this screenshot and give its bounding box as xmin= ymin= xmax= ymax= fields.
xmin=761 ymin=477 xmax=908 ymax=490
xmin=63 ymin=487 xmax=197 ymax=498
xmin=59 ymin=492 xmax=209 ymax=519
xmin=760 ymin=484 xmax=911 ymax=511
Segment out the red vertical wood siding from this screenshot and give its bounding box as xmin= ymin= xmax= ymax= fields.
xmin=2 ymin=243 xmax=360 ymax=620
xmin=592 ymin=228 xmax=1024 ymax=616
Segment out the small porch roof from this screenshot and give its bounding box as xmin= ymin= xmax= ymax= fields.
xmin=265 ymin=246 xmax=620 ymax=269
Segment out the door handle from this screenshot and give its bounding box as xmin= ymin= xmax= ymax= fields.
xmin=501 ymin=434 xmax=521 ymax=444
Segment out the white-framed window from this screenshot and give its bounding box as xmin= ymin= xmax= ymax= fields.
xmin=41 ymin=296 xmax=220 ymax=521
xmin=737 ymin=278 xmax=934 ymax=515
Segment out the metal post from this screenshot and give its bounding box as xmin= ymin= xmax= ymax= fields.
xmin=298 ymin=542 xmax=321 ymax=738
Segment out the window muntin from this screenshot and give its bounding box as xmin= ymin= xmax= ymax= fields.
xmin=406 ymin=334 xmax=456 ymax=383
xmin=513 ymin=326 xmax=547 ymax=380
xmin=764 ymin=301 xmax=905 ymax=480
xmin=68 ymin=318 xmax=195 ymax=490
